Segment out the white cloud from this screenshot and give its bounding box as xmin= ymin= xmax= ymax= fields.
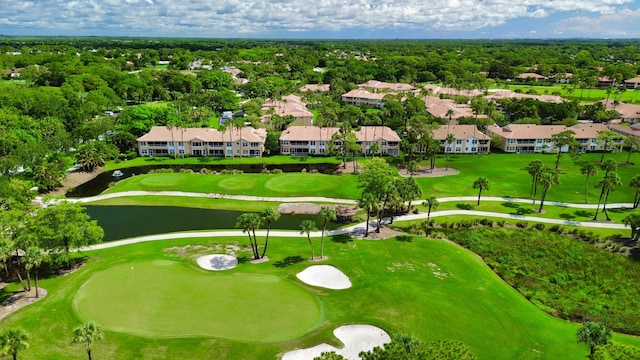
xmin=550 ymin=8 xmax=640 ymax=37
xmin=0 ymin=0 xmax=636 ymax=37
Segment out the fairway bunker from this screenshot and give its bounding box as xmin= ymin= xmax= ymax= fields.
xmin=196 ymin=254 xmax=237 ymax=270
xmin=283 ymin=324 xmax=391 ymax=360
xmin=297 ymin=265 xmax=352 ymax=290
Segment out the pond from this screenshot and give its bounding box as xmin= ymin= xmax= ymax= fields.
xmin=85 ymin=205 xmax=340 ymax=242
xmin=68 ymin=163 xmax=338 ymax=197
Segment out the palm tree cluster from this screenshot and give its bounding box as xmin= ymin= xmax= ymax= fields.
xmin=235 ymin=208 xmax=281 ymax=260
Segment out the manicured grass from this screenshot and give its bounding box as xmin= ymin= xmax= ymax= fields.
xmin=86 ymin=196 xmax=279 ymax=211
xmin=105 ymin=172 xmax=361 ymax=199
xmin=73 ymin=260 xmax=321 ymax=341
xmin=104 ymin=155 xmax=342 ymax=171
xmin=7 ymin=235 xmax=640 ymax=359
xmin=415 ymin=152 xmax=639 ymax=204
xmin=501 ymin=84 xmax=640 ymax=103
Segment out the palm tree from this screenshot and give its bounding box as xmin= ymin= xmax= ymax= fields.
xmin=422 ymin=196 xmax=439 ymax=224
xmin=623 ymin=136 xmax=640 ymax=164
xmin=234 ymin=117 xmax=246 ymax=159
xmin=593 ymin=172 xmax=622 ymax=221
xmin=318 ymin=206 xmax=337 ymax=259
xmin=622 ymin=213 xmax=640 ymax=241
xmin=526 ymin=160 xmax=544 ymax=203
xmin=600 ymin=158 xmax=617 ymax=176
xmin=630 ymin=175 xmax=640 ymax=209
xmin=23 ymin=247 xmax=46 ymax=298
xmin=259 ymin=208 xmax=280 ymax=259
xmin=537 ymin=169 xmax=559 ymax=212
xmin=299 ymin=220 xmax=317 ymax=260
xmin=444 ymin=133 xmax=456 ymax=171
xmin=473 ymin=177 xmax=490 ymax=206
xmin=0 ymin=328 xmax=29 ymax=360
xmin=235 ymin=213 xmax=261 ymax=260
xmin=71 ymin=321 xmax=104 ymax=360
xmin=358 ymin=192 xmax=379 ymax=237
xmin=580 ymin=163 xmax=598 ymax=204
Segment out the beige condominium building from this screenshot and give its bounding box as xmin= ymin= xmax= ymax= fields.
xmin=433 ymin=125 xmax=491 ymax=154
xmin=487 ymin=123 xmax=624 ymax=153
xmin=137 ymin=126 xmax=266 ymax=158
xmin=279 ymin=126 xmax=401 ymax=156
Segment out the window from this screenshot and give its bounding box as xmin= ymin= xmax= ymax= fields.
xmin=382 ymin=141 xmax=387 ymax=146
xmin=282 ymin=140 xmax=289 ymax=145
xmin=310 ymin=141 xmax=316 ymax=145
xmin=456 ymin=139 xmax=462 ymax=144
xmin=243 ymin=150 xmax=248 ymax=155
xmin=141 ymin=149 xmax=148 ymax=154
xmin=192 ymin=142 xmax=202 ymax=147
xmin=226 ymin=142 xmax=232 ymax=146
xmin=242 ymin=141 xmax=248 ymax=147
xmin=140 ymin=141 xmax=147 ymax=146
xmin=226 ymin=149 xmax=232 ymax=155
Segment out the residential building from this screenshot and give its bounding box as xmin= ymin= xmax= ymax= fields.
xmin=279 ymin=126 xmax=340 ymax=156
xmin=262 ymin=94 xmax=314 ymax=126
xmin=137 ymin=126 xmax=266 ymax=158
xmin=300 ymin=84 xmax=330 ymax=92
xmin=486 ymin=124 xmax=569 ymax=153
xmin=607 ymin=102 xmax=640 ymax=123
xmin=341 ymin=89 xmax=387 ymax=108
xmin=517 ymin=73 xmax=548 ymax=81
xmin=624 ymin=76 xmax=640 ymax=89
xmin=358 ymin=80 xmax=416 ymax=93
xmin=609 ymin=123 xmax=640 ymax=139
xmin=279 ymin=126 xmax=401 ymax=156
xmin=424 ymin=97 xmax=479 ymax=121
xmin=432 ymin=125 xmax=491 ymax=154
xmin=570 ymin=123 xmax=623 ymax=152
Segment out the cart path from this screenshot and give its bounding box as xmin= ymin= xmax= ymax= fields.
xmin=78 ymin=208 xmax=629 ymax=251
xmin=44 ymin=191 xmax=635 ymax=209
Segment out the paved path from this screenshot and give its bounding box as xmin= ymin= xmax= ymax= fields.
xmin=78 ymin=208 xmax=630 ymax=252
xmin=44 ymin=191 xmax=634 ymax=209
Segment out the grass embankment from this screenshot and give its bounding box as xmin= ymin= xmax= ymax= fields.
xmin=6 ymin=234 xmax=640 ymax=359
xmin=429 ymin=227 xmax=640 ymax=336
xmin=104 ymin=155 xmax=342 ymax=171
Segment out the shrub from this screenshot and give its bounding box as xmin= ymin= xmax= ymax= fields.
xmin=272 ymin=168 xmax=283 ymax=174
xmin=232 ymin=169 xmax=244 ymax=174
xmin=301 ymin=168 xmax=307 ymax=173
xmin=309 ymin=168 xmax=319 ymax=173
xmin=324 ymin=169 xmax=335 ymax=175
xmin=220 ymin=169 xmax=233 ymax=175
xmin=516 ymin=221 xmax=528 ymax=228
xmin=496 ymin=220 xmax=506 ymax=227
xmin=179 ymin=168 xmax=194 ymax=174
xmin=261 ymin=169 xmax=271 ymax=174
xmin=534 ymin=223 xmax=545 ymax=231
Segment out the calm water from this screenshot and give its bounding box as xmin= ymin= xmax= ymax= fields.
xmin=86 ymin=205 xmax=339 ymax=242
xmin=68 ymin=163 xmax=337 ymax=197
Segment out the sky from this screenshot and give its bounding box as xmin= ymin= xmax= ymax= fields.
xmin=0 ymin=0 xmax=639 ymax=39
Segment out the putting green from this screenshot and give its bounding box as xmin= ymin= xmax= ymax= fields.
xmin=218 ymin=176 xmax=258 ymax=191
xmin=264 ymin=173 xmax=336 ymax=194
xmin=73 ymin=260 xmax=322 ymax=341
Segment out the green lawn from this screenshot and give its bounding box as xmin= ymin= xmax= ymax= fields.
xmin=5 ymin=235 xmax=640 ymax=359
xmin=105 ymin=172 xmax=361 ymax=199
xmin=500 ymin=84 xmax=640 ymax=103
xmin=415 ymin=152 xmax=639 ymax=204
xmin=73 ymin=260 xmax=321 ymax=341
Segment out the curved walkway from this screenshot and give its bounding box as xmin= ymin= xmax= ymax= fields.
xmin=46 ymin=191 xmax=634 ymax=209
xmin=79 ymin=208 xmax=630 ymax=252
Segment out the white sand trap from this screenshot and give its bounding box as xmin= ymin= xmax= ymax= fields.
xmin=282 ymin=324 xmax=391 ymax=360
xmin=296 ymin=265 xmax=352 ymax=290
xmin=196 ymin=254 xmax=237 ymax=271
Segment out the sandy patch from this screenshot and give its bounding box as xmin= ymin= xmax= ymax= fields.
xmin=47 ymin=167 xmax=103 ymax=196
xmin=0 ymin=287 xmax=47 ymax=321
xmin=397 ymin=166 xmax=459 ymax=178
xmin=278 ymin=203 xmax=323 ymax=215
xmin=296 ymin=265 xmax=352 ymax=290
xmin=282 ymin=324 xmax=391 ymax=360
xmin=196 ymin=254 xmax=238 ymax=271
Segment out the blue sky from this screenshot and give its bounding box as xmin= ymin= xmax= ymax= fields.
xmin=0 ymin=0 xmax=639 ymax=39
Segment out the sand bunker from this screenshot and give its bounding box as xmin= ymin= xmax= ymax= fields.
xmin=296 ymin=265 xmax=352 ymax=290
xmin=282 ymin=324 xmax=391 ymax=360
xmin=196 ymin=254 xmax=238 ymax=271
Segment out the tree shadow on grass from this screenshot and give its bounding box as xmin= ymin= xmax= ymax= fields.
xmin=502 ymin=202 xmax=521 ymax=209
xmin=456 ymin=203 xmax=473 ymax=210
xmin=395 ymin=235 xmax=413 ymax=242
xmin=559 ymin=213 xmax=576 ymax=220
xmin=575 ymin=210 xmax=592 ymax=218
xmin=273 ymin=256 xmax=305 ymax=268
xmin=330 ymin=234 xmax=353 ymax=244
xmin=514 ymin=207 xmax=534 ymax=215
xmin=236 ymin=255 xmax=251 ymax=264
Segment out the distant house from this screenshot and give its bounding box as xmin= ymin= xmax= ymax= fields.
xmin=358 ymin=80 xmax=416 ymax=93
xmin=604 ymin=102 xmax=640 ymax=123
xmin=424 ymin=97 xmax=479 ymax=121
xmin=219 ymin=111 xmax=245 ymax=125
xmin=261 ymin=94 xmax=313 ymax=126
xmin=300 ymin=84 xmax=330 ymax=92
xmin=432 ymin=125 xmax=491 ymax=154
xmin=137 ymin=126 xmax=266 ymax=158
xmin=341 ymin=89 xmax=387 ymax=108
xmin=279 ymin=126 xmax=400 ymax=156
xmin=624 ymin=76 xmax=640 ymax=89
xmin=517 ymin=73 xmax=547 ymax=82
